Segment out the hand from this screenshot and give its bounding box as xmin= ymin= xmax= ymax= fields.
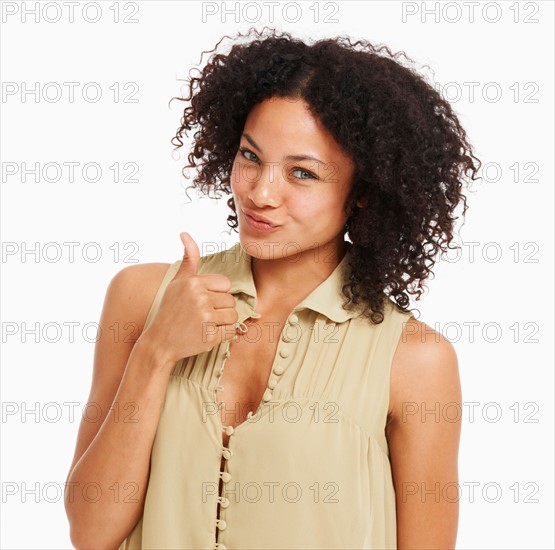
xmin=139 ymin=232 xmax=239 ymax=366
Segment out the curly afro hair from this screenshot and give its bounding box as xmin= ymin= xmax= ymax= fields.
xmin=170 ymin=27 xmax=482 ymax=325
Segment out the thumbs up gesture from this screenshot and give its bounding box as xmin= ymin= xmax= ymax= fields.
xmin=140 ymin=232 xmax=239 ymax=366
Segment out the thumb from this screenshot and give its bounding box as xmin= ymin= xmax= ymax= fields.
xmin=175 ymin=232 xmax=200 ymax=278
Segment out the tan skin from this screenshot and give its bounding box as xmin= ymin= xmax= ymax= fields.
xmin=218 ymin=95 xmax=356 ymax=443
xmin=65 ymin=97 xmax=461 ymax=549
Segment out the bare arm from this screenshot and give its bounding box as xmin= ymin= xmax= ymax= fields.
xmin=64 ymin=232 xmax=239 ymax=549
xmin=64 ymin=263 xmax=174 ymax=549
xmin=386 ymin=318 xmax=462 ymax=549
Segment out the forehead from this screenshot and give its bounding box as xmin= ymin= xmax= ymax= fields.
xmin=243 ymin=97 xmax=354 ymax=169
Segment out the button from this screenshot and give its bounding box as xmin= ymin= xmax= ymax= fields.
xmin=220 ymin=497 xmax=230 ymax=508
xmin=222 ymin=448 xmax=233 ymax=460
xmin=215 ymin=543 xmax=227 ymax=549
xmin=224 ymin=350 xmax=231 ymax=359
xmin=220 ymin=471 xmax=231 ymax=483
xmin=267 ymin=376 xmax=278 ymax=389
xmin=219 ymin=367 xmax=225 ymax=375
xmin=281 ymin=332 xmax=290 ymax=343
xmin=236 ymin=321 xmax=248 ymax=334
xmin=217 ymin=518 xmax=228 ymax=530
xmin=215 ymin=384 xmax=224 ymax=392
xmin=262 ymin=389 xmax=273 ymax=402
xmin=223 ymin=425 xmax=234 ymax=436
xmin=273 ymin=365 xmax=285 ymax=376
xmin=289 ymin=313 xmax=299 ymax=324
xmin=279 ymin=348 xmax=290 ymax=358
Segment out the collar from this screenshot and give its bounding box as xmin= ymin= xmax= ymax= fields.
xmin=200 ymin=241 xmax=358 ymax=323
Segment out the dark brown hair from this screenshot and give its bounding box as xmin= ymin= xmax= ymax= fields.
xmin=170 ymin=27 xmax=481 ymax=324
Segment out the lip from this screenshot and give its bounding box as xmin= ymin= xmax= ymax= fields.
xmin=241 ymin=209 xmax=281 ymax=232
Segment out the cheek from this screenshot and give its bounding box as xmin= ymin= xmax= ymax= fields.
xmin=230 ymin=159 xmax=241 ymax=193
xmin=304 ymin=196 xmax=348 ymax=225
xmin=230 ymin=159 xmax=256 ymax=194
xmin=288 ymin=196 xmax=326 ymax=220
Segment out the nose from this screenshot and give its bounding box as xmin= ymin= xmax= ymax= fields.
xmin=247 ymin=163 xmax=282 ymax=208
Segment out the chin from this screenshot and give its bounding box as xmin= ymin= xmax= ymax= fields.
xmin=240 ymin=236 xmax=310 ymax=261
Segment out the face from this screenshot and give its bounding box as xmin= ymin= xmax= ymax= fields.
xmin=230 ymin=96 xmax=357 ymax=260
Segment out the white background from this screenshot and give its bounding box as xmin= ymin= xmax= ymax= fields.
xmin=1 ymin=1 xmax=553 ymax=548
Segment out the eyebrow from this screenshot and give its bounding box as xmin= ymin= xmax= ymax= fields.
xmin=241 ymin=132 xmax=326 ymax=165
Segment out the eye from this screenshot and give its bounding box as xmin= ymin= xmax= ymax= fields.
xmin=239 ymin=147 xmax=258 ymax=162
xmin=292 ymin=168 xmax=317 ymax=180
xmin=238 ymin=147 xmax=318 ymax=181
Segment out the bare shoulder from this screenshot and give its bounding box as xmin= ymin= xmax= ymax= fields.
xmin=107 ymin=262 xmax=174 ymax=334
xmin=65 ymin=262 xmax=174 ymax=481
xmin=388 ymin=316 xmax=461 ymax=418
xmin=386 ymin=316 xmax=461 ymax=547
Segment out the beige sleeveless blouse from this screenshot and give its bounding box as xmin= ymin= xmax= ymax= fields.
xmin=119 ymin=241 xmax=413 ymax=549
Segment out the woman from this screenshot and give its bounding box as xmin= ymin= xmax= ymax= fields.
xmin=65 ymin=28 xmax=480 ymax=549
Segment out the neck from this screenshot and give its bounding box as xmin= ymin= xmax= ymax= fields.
xmin=250 ymin=238 xmax=348 ymax=309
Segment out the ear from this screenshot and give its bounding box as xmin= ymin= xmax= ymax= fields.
xmin=356 ymin=197 xmax=368 ymax=208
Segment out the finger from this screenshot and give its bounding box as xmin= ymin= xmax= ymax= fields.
xmin=210 ymin=292 xmax=238 ymax=310
xmin=174 ymin=232 xmax=200 ymax=279
xmin=211 ymin=308 xmax=239 ymax=327
xmin=201 ymin=273 xmax=233 ymax=293
xmin=201 ymin=320 xmax=239 ymax=343
xmin=219 ymin=323 xmax=241 ymax=343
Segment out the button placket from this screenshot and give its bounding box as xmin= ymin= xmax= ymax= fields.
xmin=213 ymin=318 xmax=246 ymax=547
xmin=244 ymin=312 xmax=297 ymax=417
xmin=212 ymin=306 xmax=300 ymax=546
